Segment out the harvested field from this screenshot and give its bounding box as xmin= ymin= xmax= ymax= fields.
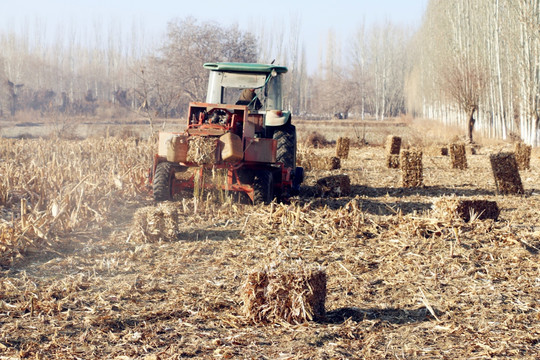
xmin=1 ymin=119 xmax=539 ymax=359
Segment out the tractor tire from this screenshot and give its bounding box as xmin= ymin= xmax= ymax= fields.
xmin=252 ymin=170 xmax=273 ymax=205
xmin=273 ymin=124 xmax=297 ymax=171
xmin=153 ymin=162 xmax=174 ymax=201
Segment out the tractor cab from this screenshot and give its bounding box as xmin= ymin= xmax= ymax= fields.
xmin=203 ymin=62 xmax=290 ymax=128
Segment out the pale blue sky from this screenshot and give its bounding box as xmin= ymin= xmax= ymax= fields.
xmin=0 ymin=0 xmax=427 ymax=71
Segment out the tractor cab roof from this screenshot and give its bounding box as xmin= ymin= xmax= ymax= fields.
xmin=203 ymin=62 xmax=288 ymax=74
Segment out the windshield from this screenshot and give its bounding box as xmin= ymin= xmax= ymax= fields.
xmin=206 ymin=71 xmax=283 ymax=111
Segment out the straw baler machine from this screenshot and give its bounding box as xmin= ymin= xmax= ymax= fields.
xmin=149 ymin=62 xmax=303 ymax=204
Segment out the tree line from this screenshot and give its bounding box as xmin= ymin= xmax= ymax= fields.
xmin=409 ymin=0 xmax=539 ymax=144
xmin=1 ymin=1 xmax=539 ymax=144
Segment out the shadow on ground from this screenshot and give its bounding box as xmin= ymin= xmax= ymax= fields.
xmin=299 ymin=184 xmax=496 ymax=215
xmin=320 ymin=306 xmax=442 ymax=325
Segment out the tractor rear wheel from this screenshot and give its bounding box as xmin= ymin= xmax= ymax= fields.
xmin=273 ymin=124 xmax=297 ymax=171
xmin=153 ymin=162 xmax=174 ymax=201
xmin=252 ymin=170 xmax=273 ymax=204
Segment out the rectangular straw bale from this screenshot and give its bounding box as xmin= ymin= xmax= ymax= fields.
xmin=316 ymin=174 xmax=351 ymax=197
xmin=441 ymin=147 xmax=448 ymax=156
xmin=456 ymin=200 xmax=499 ymax=221
xmin=400 ymin=149 xmax=423 ymax=188
xmin=327 ymin=156 xmax=341 ymax=170
xmin=186 ymin=136 xmax=218 ymax=164
xmin=298 ymin=153 xmax=340 ymax=171
xmin=514 ymin=142 xmax=531 ymax=170
xmin=386 ymin=135 xmax=402 ymax=155
xmin=386 ymin=154 xmax=400 ymax=169
xmin=242 ymin=263 xmax=327 ymax=324
xmin=489 ymin=152 xmax=524 ymax=195
xmin=335 ymin=137 xmax=350 ymax=159
xmin=466 ymin=145 xmax=478 ymax=155
xmin=433 ymin=197 xmax=500 ymax=222
xmin=311 ymin=156 xmax=341 ymax=170
xmin=131 ymin=203 xmax=179 ymax=243
xmin=449 ymin=143 xmax=467 ymax=169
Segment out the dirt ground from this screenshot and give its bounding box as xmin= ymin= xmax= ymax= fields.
xmin=0 ymin=121 xmax=539 ymax=359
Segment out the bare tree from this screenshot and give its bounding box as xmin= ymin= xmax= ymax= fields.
xmin=408 ymin=0 xmax=539 ymax=145
xmin=439 ymin=58 xmax=486 ymax=143
xmin=150 ymin=17 xmax=258 ymax=114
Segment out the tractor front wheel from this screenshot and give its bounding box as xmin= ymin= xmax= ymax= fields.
xmin=153 ymin=162 xmax=174 ymax=201
xmin=252 ymin=170 xmax=273 ymax=205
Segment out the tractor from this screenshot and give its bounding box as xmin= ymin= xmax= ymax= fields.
xmin=149 ymin=62 xmax=303 ymax=204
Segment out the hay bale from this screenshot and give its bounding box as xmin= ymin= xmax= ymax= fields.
xmin=303 ymin=155 xmax=340 ymax=170
xmin=400 ymin=149 xmax=423 ymax=188
xmin=449 ymin=143 xmax=467 ymax=169
xmin=311 ymin=156 xmax=341 ymax=170
xmin=433 ymin=197 xmax=500 ymax=222
xmin=316 ymin=174 xmax=351 ymax=197
xmin=241 ymin=262 xmax=327 ymax=324
xmin=386 ymin=154 xmax=400 ymax=169
xmin=386 ymin=135 xmax=402 ymax=155
xmin=327 ymin=156 xmax=341 ymax=170
xmin=514 ymin=142 xmax=531 ymax=170
xmin=131 ymin=203 xmax=179 ymax=243
xmin=305 ymin=131 xmax=329 ymax=148
xmin=335 ymin=137 xmax=350 ymax=159
xmin=490 ymin=152 xmax=524 ymax=195
xmin=186 ymin=136 xmax=218 ymax=164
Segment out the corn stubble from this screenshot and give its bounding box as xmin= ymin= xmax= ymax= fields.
xmin=1 ymin=135 xmax=539 ymax=359
xmin=0 ymin=137 xmax=150 ymax=265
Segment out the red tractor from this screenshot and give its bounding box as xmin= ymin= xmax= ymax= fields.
xmin=149 ymin=62 xmax=303 ymax=204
